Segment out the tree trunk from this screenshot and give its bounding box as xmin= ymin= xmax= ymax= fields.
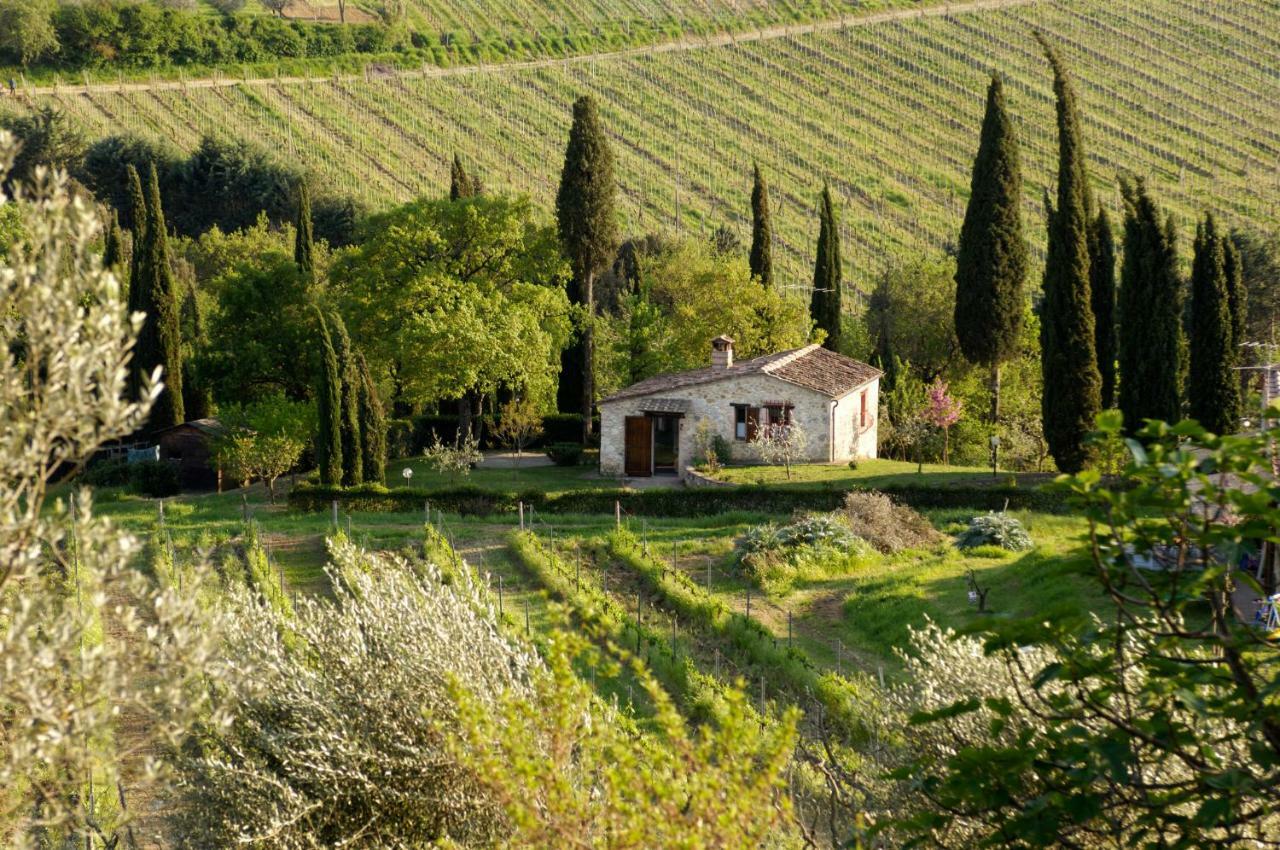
xmin=990 ymin=363 xmax=1002 ymax=473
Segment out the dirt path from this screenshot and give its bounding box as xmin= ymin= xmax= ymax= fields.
xmin=18 ymin=0 xmax=1041 ymax=97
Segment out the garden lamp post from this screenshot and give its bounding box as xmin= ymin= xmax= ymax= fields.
xmin=402 ymin=467 xmax=413 ymax=485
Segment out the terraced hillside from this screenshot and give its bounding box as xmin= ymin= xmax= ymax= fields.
xmin=8 ymin=0 xmax=1278 ymax=288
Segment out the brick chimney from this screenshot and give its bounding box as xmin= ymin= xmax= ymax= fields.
xmin=711 ymin=335 xmax=735 ymax=369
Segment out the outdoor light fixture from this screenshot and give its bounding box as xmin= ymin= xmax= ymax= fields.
xmin=402 ymin=467 xmax=413 ymax=483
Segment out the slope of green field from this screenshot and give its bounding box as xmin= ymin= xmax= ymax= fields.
xmin=8 ymin=0 xmax=1278 ymax=289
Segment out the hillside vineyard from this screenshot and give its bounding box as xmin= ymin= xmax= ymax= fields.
xmin=9 ymin=0 xmax=1277 ymax=288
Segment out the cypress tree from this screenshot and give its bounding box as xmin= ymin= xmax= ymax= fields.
xmin=103 ymin=209 xmax=124 ymax=277
xmin=329 ymin=311 xmax=363 ymax=486
xmin=180 ymin=279 xmax=212 ymax=421
xmin=1036 ymin=32 xmax=1101 ymax=473
xmin=357 ymin=352 xmax=387 ymax=486
xmin=1090 ymin=208 xmax=1117 ymax=408
xmin=809 ymin=184 xmax=842 ymax=352
xmin=124 ymin=164 xmax=147 ymax=315
xmin=555 ymin=95 xmax=618 ymax=439
xmin=1188 ymin=213 xmax=1240 ymax=434
xmin=1224 ymin=235 xmax=1247 ymax=350
xmin=1117 ymin=177 xmax=1184 ymax=433
xmin=450 ymin=154 xmax=480 ymax=200
xmin=748 ymin=162 xmax=774 ymax=287
xmin=294 ymin=181 xmax=315 ymax=285
xmin=312 ymin=306 xmax=343 ymax=487
xmin=954 ymin=72 xmax=1028 ymax=463
xmin=132 ymin=162 xmax=184 ymax=429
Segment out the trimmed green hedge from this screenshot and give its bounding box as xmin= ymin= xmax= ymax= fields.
xmin=288 ymin=480 xmax=1066 ymax=516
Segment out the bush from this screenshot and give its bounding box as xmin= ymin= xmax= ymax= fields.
xmin=129 ymin=459 xmax=181 ymax=497
xmin=545 ymin=442 xmax=584 ymax=466
xmin=80 ymin=456 xmax=131 ymax=487
xmin=386 ymin=418 xmax=413 ymax=460
xmin=841 ymin=490 xmax=945 ymax=553
xmin=955 ymin=512 xmax=1033 ymax=552
xmin=738 ymin=514 xmax=868 ymax=594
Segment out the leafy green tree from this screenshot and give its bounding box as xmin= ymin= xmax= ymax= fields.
xmin=294 ymin=181 xmax=315 ymax=284
xmin=312 ymin=306 xmax=342 ymax=486
xmin=1118 ymin=177 xmax=1184 ymax=433
xmin=748 ymin=162 xmax=773 ymax=287
xmin=179 ymin=277 xmax=212 ymax=421
xmin=449 ymin=153 xmax=481 ymax=200
xmin=555 ymin=95 xmax=619 ymax=437
xmin=213 ymin=395 xmax=312 ymax=503
xmin=1036 ymin=32 xmax=1101 ymax=472
xmin=1188 ymin=213 xmax=1240 ymax=434
xmin=892 ymin=414 xmax=1280 ymax=847
xmin=868 ymin=255 xmax=959 ymax=384
xmin=1230 ymin=229 xmax=1279 ymax=346
xmin=0 ymin=106 xmax=84 ymax=194
xmin=1090 ymin=208 xmax=1118 ymax=408
xmin=0 ymin=0 xmax=58 ymax=67
xmin=328 ymin=312 xmax=363 ymax=486
xmin=132 ymin=162 xmax=184 ymax=429
xmin=954 ymin=73 xmax=1028 ymax=463
xmin=335 ymin=194 xmax=571 ymax=413
xmin=809 ymin=184 xmax=842 ymax=352
xmin=357 ymin=353 xmax=386 ymax=484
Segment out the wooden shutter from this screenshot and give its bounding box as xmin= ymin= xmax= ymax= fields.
xmin=745 ymin=407 xmax=760 ymax=441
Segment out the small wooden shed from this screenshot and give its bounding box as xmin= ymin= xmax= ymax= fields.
xmin=155 ymin=418 xmax=225 ymax=491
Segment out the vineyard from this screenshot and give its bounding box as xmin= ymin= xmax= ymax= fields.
xmin=6 ymin=0 xmax=1279 ymax=289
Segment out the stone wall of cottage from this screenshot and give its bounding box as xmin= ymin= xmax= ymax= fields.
xmin=599 ymin=373 xmax=880 ymax=478
xmin=832 ymin=379 xmax=880 ymax=462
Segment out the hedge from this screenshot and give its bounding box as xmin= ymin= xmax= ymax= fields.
xmin=406 ymin=412 xmax=599 ymax=453
xmin=288 ymin=480 xmax=1066 ymax=517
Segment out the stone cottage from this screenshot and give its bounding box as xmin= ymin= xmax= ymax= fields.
xmin=598 ymin=336 xmax=882 ymax=479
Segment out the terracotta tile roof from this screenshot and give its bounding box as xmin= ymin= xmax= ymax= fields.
xmin=600 ymin=345 xmax=881 ymax=403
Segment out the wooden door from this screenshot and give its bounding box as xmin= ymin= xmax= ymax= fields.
xmin=624 ymin=416 xmax=652 ymax=477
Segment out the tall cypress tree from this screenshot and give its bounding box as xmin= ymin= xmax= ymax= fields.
xmin=1090 ymin=208 xmax=1118 ymax=409
xmin=132 ymin=163 xmax=184 ymax=429
xmin=328 ymin=311 xmax=363 ymax=486
xmin=748 ymin=162 xmax=774 ymax=287
xmin=555 ymin=95 xmax=618 ymax=439
xmin=809 ymin=184 xmax=842 ymax=352
xmin=954 ymin=72 xmax=1028 ymax=463
xmin=1188 ymin=212 xmax=1240 ymax=434
xmin=450 ymin=154 xmax=480 ymax=200
xmin=1117 ymin=177 xmax=1184 ymax=433
xmin=124 ymin=164 xmax=147 ymax=316
xmin=312 ymin=306 xmax=343 ymax=487
xmin=294 ymin=181 xmax=315 ymax=285
xmin=1224 ymin=235 xmax=1247 ymax=350
xmin=103 ymin=209 xmax=124 ymax=277
xmin=357 ymin=352 xmax=387 ymax=486
xmin=1036 ymin=32 xmax=1101 ymax=473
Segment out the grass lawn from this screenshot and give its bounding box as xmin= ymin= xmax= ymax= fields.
xmin=710 ymin=458 xmax=1051 ymax=490
xmin=384 ymin=454 xmax=605 ymax=494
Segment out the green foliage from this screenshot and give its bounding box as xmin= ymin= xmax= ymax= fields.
xmin=954 ymin=511 xmax=1033 ymax=551
xmin=1188 ymin=213 xmax=1241 ymax=434
xmin=1090 ymin=207 xmax=1117 ymax=408
xmin=1036 ymin=32 xmax=1101 ymax=474
xmin=80 ymin=456 xmax=132 ymax=488
xmin=954 ymin=73 xmax=1027 ymax=371
xmin=0 ymin=0 xmax=58 ymax=67
xmin=809 ymin=183 xmax=842 ymax=351
xmin=1222 ymin=234 xmax=1247 ymax=351
xmin=313 ymin=306 xmax=343 ymax=486
xmin=556 ymin=94 xmax=618 ymax=423
xmin=133 ymin=162 xmax=184 ymax=429
xmin=129 ymin=459 xmax=181 ymax=497
xmin=544 ymin=442 xmax=584 ymax=466
xmin=422 ymin=429 xmax=482 ymax=480
xmin=336 ymin=193 xmax=570 ymax=409
xmin=868 ymin=257 xmax=958 ymax=384
xmin=1118 ymin=177 xmax=1184 ymax=433
xmin=449 ymin=152 xmax=481 ymax=200
xmin=328 ymin=312 xmax=363 ymax=486
xmin=357 ymin=353 xmax=387 ymax=485
xmin=748 ymin=161 xmax=773 ymax=287
xmin=293 ymin=180 xmax=314 ymax=284
xmin=0 ymin=106 xmax=84 ymax=193
xmin=895 ymin=416 xmax=1280 ymax=846
xmin=215 ymin=395 xmax=311 ymax=501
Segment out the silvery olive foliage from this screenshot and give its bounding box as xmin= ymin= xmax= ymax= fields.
xmin=172 ymin=539 xmax=538 ymax=849
xmin=0 ymin=135 xmax=219 ymax=847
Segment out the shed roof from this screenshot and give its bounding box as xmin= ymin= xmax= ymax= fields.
xmin=154 ymin=418 xmax=225 ymax=437
xmin=600 ymin=345 xmax=881 ymax=404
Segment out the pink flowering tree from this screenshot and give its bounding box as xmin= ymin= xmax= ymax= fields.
xmin=923 ymin=378 xmax=963 ymax=465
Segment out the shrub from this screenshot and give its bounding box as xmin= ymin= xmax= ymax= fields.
xmin=386 ymin=418 xmax=414 ymax=459
xmin=129 ymin=459 xmax=181 ymax=497
xmin=545 ymin=442 xmax=584 ymax=466
xmin=955 ymin=512 xmax=1033 ymax=551
xmin=738 ymin=513 xmax=868 ymax=594
xmin=80 ymin=456 xmax=131 ymax=487
xmin=841 ymin=490 xmax=945 ymax=553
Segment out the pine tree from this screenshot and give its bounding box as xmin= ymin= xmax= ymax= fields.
xmin=329 ymin=311 xmax=363 ymax=486
xmin=1117 ymin=177 xmax=1184 ymax=433
xmin=313 ymin=306 xmax=343 ymax=487
xmin=294 ymin=181 xmax=315 ymax=285
xmin=954 ymin=73 xmax=1028 ymax=464
xmin=132 ymin=162 xmax=184 ymax=429
xmin=450 ymin=153 xmax=480 ymax=200
xmin=1036 ymin=32 xmax=1101 ymax=473
xmin=1188 ymin=212 xmax=1240 ymax=434
xmin=124 ymin=164 xmax=147 ymax=317
xmin=748 ymin=162 xmax=774 ymax=287
xmin=1090 ymin=208 xmax=1118 ymax=409
xmin=357 ymin=352 xmax=387 ymax=486
xmin=809 ymin=184 xmax=842 ymax=352
xmin=555 ymin=95 xmax=618 ymax=439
